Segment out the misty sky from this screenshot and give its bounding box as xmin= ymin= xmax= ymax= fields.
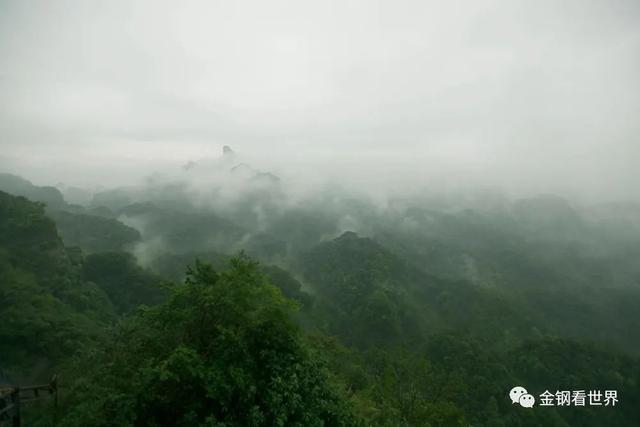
xmin=1 ymin=0 xmax=639 ymax=200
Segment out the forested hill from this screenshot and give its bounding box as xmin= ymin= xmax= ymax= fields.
xmin=300 ymin=229 xmax=640 ymax=354
xmin=0 ymin=173 xmax=142 ymax=253
xmin=2 ymin=176 xmax=640 ymax=425
xmin=0 ymin=191 xmax=162 ymax=381
xmin=0 ymin=190 xmax=112 ymax=380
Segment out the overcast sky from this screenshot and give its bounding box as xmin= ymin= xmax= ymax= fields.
xmin=1 ymin=0 xmax=639 ymax=200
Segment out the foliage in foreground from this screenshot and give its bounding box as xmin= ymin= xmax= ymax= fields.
xmin=57 ymin=257 xmax=358 ymax=427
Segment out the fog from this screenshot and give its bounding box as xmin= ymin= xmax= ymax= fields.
xmin=1 ymin=0 xmax=639 ymax=202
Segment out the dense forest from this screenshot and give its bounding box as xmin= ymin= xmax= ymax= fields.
xmin=1 ymin=162 xmax=640 ymax=426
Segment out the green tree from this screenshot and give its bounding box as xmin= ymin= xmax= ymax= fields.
xmin=60 ymin=256 xmax=359 ymax=427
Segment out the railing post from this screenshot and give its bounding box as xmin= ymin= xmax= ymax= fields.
xmin=11 ymin=388 xmax=20 ymax=427
xmin=51 ymin=375 xmax=58 ymax=426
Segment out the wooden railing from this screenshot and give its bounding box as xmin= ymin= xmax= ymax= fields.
xmin=0 ymin=376 xmax=57 ymax=427
xmin=0 ymin=387 xmax=20 ymax=427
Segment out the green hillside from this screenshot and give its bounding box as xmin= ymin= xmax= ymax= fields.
xmin=2 ymin=182 xmax=640 ymax=426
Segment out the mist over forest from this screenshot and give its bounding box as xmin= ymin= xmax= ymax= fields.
xmin=1 ymin=1 xmax=640 ymax=426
